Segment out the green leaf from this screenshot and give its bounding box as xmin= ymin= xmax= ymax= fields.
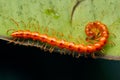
xmin=0 ymin=0 xmax=120 ymax=60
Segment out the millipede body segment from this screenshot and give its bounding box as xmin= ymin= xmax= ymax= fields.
xmin=11 ymin=21 xmax=109 ymax=54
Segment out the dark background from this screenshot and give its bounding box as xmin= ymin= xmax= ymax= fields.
xmin=0 ymin=39 xmax=120 ymax=80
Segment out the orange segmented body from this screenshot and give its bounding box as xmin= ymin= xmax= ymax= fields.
xmin=10 ymin=21 xmax=109 ymax=54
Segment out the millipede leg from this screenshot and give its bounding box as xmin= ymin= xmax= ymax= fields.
xmin=107 ymin=41 xmax=116 ymax=47
xmin=72 ymin=51 xmax=81 ymax=58
xmin=7 ymin=38 xmax=17 ymax=44
xmin=43 ymin=43 xmax=49 ymax=52
xmin=84 ymin=53 xmax=88 ymax=58
xmin=49 ymin=47 xmax=55 ymax=53
xmin=75 ymin=53 xmax=81 ymax=58
xmin=91 ymin=53 xmax=96 ymax=59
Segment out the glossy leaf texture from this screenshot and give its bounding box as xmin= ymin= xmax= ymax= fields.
xmin=0 ymin=0 xmax=120 ymax=60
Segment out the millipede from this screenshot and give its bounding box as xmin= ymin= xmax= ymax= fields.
xmin=9 ymin=21 xmax=109 ymax=57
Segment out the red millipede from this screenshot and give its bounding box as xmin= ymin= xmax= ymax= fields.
xmin=10 ymin=21 xmax=109 ymax=54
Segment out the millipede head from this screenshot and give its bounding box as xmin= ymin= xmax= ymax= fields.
xmin=6 ymin=29 xmax=16 ymax=35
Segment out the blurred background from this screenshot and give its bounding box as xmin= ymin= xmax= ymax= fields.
xmin=0 ymin=39 xmax=120 ymax=80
